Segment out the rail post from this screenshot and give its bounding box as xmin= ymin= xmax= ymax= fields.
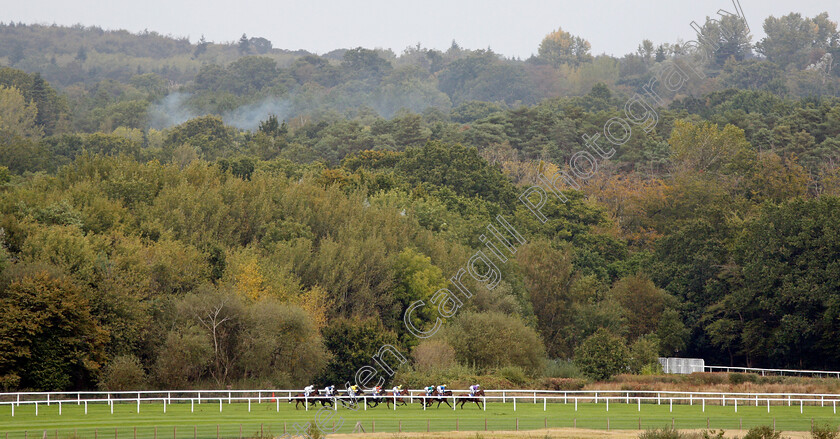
xmin=575 ymin=397 xmax=578 ymax=411
xmin=544 ymin=397 xmax=546 ymax=411
xmin=513 ymin=397 xmax=516 ymax=411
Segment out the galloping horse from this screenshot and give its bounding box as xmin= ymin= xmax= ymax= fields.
xmin=289 ymin=390 xmax=331 ymax=409
xmin=385 ymin=389 xmax=410 ymax=408
xmin=456 ymin=389 xmax=485 ymax=409
xmin=366 ymin=390 xmax=385 ymax=408
xmin=431 ymin=389 xmax=453 ymax=408
xmin=340 ymin=389 xmax=364 ymax=408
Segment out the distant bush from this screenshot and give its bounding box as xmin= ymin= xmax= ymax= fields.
xmin=412 ymin=339 xmax=456 ymax=372
xmin=540 ymin=377 xmax=587 ymax=390
xmin=686 ymin=373 xmax=727 ymax=386
xmin=730 ymin=372 xmax=759 ymax=385
xmin=640 ymin=428 xmax=726 ymax=439
xmin=639 ymin=428 xmax=682 ymax=439
xmin=811 ymin=423 xmax=839 ymax=439
xmin=498 ymin=366 xmax=528 ymax=385
xmin=99 ymin=355 xmax=146 ymax=391
xmin=743 ymin=426 xmax=782 ymax=439
xmin=545 ymin=359 xmax=584 ymax=379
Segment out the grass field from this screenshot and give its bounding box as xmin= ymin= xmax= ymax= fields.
xmin=0 ymin=399 xmax=839 ymax=438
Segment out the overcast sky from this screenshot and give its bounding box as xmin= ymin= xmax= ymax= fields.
xmin=2 ymin=0 xmax=838 ymax=58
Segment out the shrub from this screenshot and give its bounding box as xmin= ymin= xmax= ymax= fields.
xmin=540 ymin=377 xmax=587 ymax=390
xmin=545 ymin=359 xmax=584 ymax=379
xmin=743 ymin=426 xmax=782 ymax=439
xmin=498 ymin=366 xmax=528 ymax=385
xmin=412 ymin=339 xmax=456 ymax=372
xmin=629 ymin=334 xmax=661 ymax=374
xmin=687 ymin=373 xmax=727 ymax=386
xmin=639 ymin=428 xmax=681 ymax=439
xmin=444 ymin=311 xmax=546 ymax=374
xmin=574 ymin=328 xmax=629 ymax=381
xmin=641 ymin=362 xmax=664 ymax=375
xmin=99 ymin=355 xmax=146 ymax=391
xmin=811 ymin=423 xmax=839 ymax=439
xmin=730 ymin=372 xmax=759 ymax=385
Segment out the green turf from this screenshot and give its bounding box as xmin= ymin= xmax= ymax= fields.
xmin=0 ymin=398 xmax=839 ymax=438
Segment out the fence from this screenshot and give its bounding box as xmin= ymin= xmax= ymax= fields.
xmin=3 ymin=389 xmax=840 ymax=412
xmin=3 ymin=389 xmax=840 ymax=438
xmin=704 ymin=365 xmax=840 ymax=378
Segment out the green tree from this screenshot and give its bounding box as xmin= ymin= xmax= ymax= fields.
xmin=574 ymin=328 xmax=629 ymax=381
xmin=0 ymin=85 xmax=42 ymax=138
xmin=318 ymin=318 xmax=398 ymax=386
xmin=445 ymin=311 xmax=546 ymax=374
xmin=0 ymin=269 xmax=107 ymax=390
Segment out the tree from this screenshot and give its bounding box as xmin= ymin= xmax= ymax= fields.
xmin=237 ymin=33 xmax=250 ymax=54
xmin=445 ymin=311 xmax=546 ymax=374
xmin=516 ymin=240 xmax=582 ymax=358
xmin=342 ymin=47 xmax=393 ymax=81
xmin=538 ymin=27 xmax=593 ymax=66
xmin=757 ymin=13 xmax=839 ymax=68
xmin=0 ymin=270 xmax=107 ymax=390
xmin=668 ymin=120 xmax=751 ymax=174
xmin=574 ymin=328 xmax=629 ymax=381
xmin=657 ymin=309 xmax=689 ymax=356
xmin=193 ymin=35 xmax=208 ymax=58
xmin=0 ymin=85 xmax=42 ymax=138
xmin=75 ymin=47 xmax=88 ymax=62
xmin=99 ymin=355 xmax=146 ymax=390
xmin=629 ymin=334 xmax=661 ymax=374
xmin=611 ymin=274 xmax=675 ymax=340
xmin=318 ymin=318 xmax=398 ymax=385
xmin=696 ymin=14 xmax=753 ymax=66
xmin=249 ymin=37 xmax=273 ymax=54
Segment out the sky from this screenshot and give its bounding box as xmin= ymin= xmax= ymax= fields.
xmin=1 ymin=0 xmax=838 ymax=59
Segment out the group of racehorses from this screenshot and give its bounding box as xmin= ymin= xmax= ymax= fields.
xmin=290 ymin=388 xmax=486 ymax=410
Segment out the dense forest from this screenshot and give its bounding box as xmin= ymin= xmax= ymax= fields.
xmin=0 ymin=11 xmax=840 ymax=392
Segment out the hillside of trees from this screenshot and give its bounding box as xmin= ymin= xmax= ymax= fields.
xmin=0 ymin=12 xmax=840 ymax=392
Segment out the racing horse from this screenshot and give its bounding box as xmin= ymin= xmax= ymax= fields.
xmin=339 ymin=388 xmax=365 ymax=409
xmin=456 ymin=389 xmax=485 ymax=409
xmin=366 ymin=390 xmax=386 ymax=408
xmin=289 ymin=389 xmax=332 ymax=409
xmin=385 ymin=389 xmax=410 ymax=408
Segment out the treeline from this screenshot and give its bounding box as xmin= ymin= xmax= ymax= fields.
xmin=2 ymin=86 xmax=840 ymax=390
xmin=1 ymin=12 xmax=839 ymax=130
xmin=1 ymin=12 xmax=840 ymax=392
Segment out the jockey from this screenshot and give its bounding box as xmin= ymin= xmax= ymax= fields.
xmin=425 ymin=385 xmax=434 ymax=396
xmin=392 ymin=384 xmax=403 ymax=394
xmin=324 ymin=385 xmax=335 ymax=397
xmin=348 ymin=385 xmax=359 ymax=398
xmin=469 ymin=384 xmax=480 ymax=396
xmin=304 ymin=385 xmax=314 ymax=397
xmin=436 ymin=384 xmax=447 ymax=394
xmin=373 ymin=385 xmax=383 ymax=396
